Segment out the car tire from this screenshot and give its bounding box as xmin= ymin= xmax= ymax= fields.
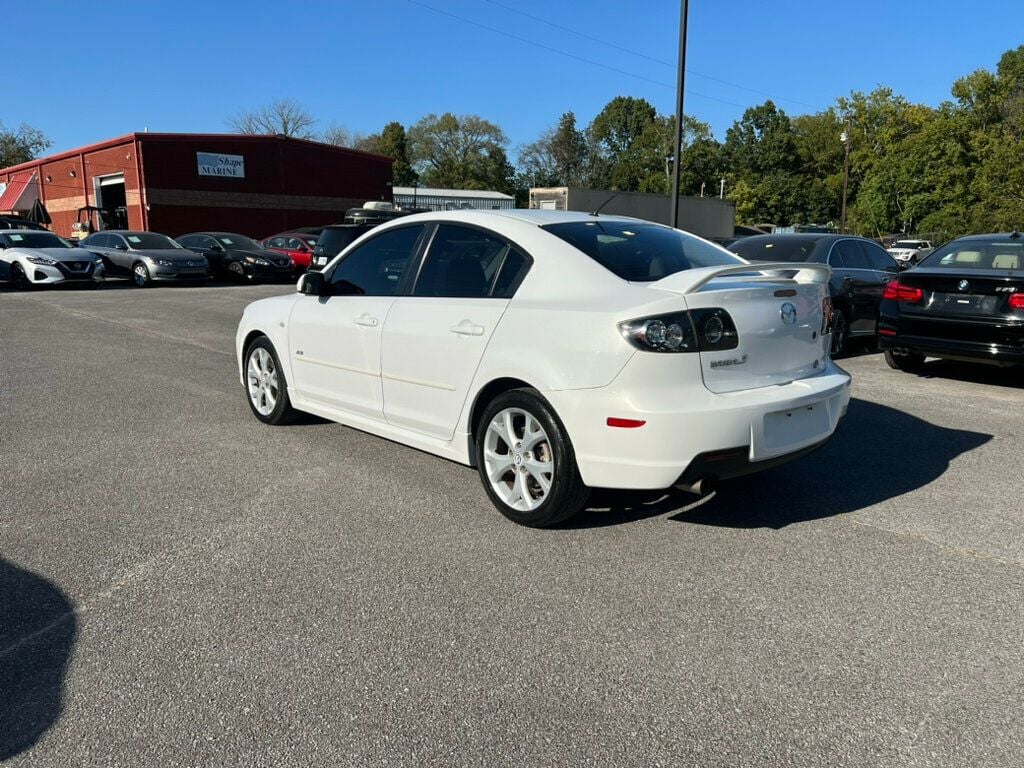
xmin=475 ymin=388 xmax=589 ymax=528
xmin=10 ymin=263 xmax=32 ymax=291
xmin=884 ymin=348 xmax=925 ymax=372
xmin=830 ymin=308 xmax=849 ymax=357
xmin=228 ymin=261 xmax=248 ymax=281
xmin=244 ymin=336 xmax=297 ymax=425
xmin=132 ymin=261 xmax=152 ymax=288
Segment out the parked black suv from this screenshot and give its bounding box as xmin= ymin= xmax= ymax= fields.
xmin=309 ymin=224 xmax=376 ymax=271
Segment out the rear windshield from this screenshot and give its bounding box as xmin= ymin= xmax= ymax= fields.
xmin=3 ymin=231 xmax=69 ymax=248
xmin=542 ymin=221 xmax=742 ymax=281
xmin=730 ymin=236 xmax=821 ymax=262
xmin=919 ymin=240 xmax=1024 ymax=271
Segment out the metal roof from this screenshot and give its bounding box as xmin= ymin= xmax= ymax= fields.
xmin=392 ymin=186 xmax=514 ymax=200
xmin=0 ymin=171 xmax=37 ymax=212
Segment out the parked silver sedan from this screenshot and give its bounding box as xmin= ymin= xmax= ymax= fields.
xmin=81 ymin=230 xmax=208 ymax=287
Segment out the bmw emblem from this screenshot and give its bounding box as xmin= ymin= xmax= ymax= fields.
xmin=958 ymin=279 xmax=970 ymax=292
xmin=780 ymin=302 xmax=797 ymax=325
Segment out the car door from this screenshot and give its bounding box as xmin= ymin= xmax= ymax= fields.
xmin=381 ymin=223 xmax=532 ymax=440
xmin=829 ymin=239 xmax=879 ymax=334
xmin=287 ymin=224 xmax=427 ymax=420
xmin=862 ymin=241 xmax=900 ymax=321
xmin=192 ymin=235 xmax=226 ymax=271
xmin=105 ymin=233 xmax=134 ymax=273
xmin=84 ymin=233 xmax=120 ymax=274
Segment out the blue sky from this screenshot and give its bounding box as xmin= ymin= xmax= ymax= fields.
xmin=7 ymin=0 xmax=1023 ymax=159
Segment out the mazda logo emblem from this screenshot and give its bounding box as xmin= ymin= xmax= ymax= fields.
xmin=780 ymin=302 xmax=797 ymax=325
xmin=958 ymin=279 xmax=970 ymax=292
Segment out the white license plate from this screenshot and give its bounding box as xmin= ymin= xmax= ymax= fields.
xmin=762 ymin=401 xmax=829 ymax=453
xmin=316 ymin=257 xmax=328 ymax=266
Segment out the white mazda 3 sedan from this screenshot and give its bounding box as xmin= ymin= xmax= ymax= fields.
xmin=236 ymin=211 xmax=851 ymax=527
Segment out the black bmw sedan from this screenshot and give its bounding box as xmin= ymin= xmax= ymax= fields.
xmin=877 ymin=233 xmax=1024 ymax=371
xmin=731 ymin=234 xmax=900 ymax=355
xmin=176 ymin=232 xmax=293 ymax=282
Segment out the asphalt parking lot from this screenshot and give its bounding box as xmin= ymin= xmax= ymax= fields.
xmin=2 ymin=281 xmax=1023 ymax=767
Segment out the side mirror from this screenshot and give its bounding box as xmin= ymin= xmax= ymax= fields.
xmin=209 ymin=244 xmax=224 ymax=252
xmin=115 ymin=243 xmax=128 ymax=251
xmin=298 ymin=271 xmax=326 ymax=295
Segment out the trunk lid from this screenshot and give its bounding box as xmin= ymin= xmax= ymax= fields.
xmin=650 ymin=264 xmax=830 ymax=394
xmin=897 ymin=268 xmax=1023 ymax=320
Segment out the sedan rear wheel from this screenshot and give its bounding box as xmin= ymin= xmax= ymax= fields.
xmin=244 ymin=337 xmax=297 ymax=425
xmin=884 ymin=348 xmax=925 ymax=372
xmin=830 ymin=309 xmax=849 ymax=357
xmin=476 ymin=389 xmax=588 ymax=527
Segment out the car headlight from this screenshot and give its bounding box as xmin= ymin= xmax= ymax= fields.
xmin=26 ymin=255 xmax=59 ymax=265
xmin=244 ymin=256 xmax=270 ymax=266
xmin=145 ymin=256 xmax=174 ymax=266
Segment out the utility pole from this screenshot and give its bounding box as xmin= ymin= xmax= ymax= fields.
xmin=669 ymin=0 xmax=689 ymax=229
xmin=719 ymin=178 xmax=725 ymax=199
xmin=840 ymin=126 xmax=851 ymax=233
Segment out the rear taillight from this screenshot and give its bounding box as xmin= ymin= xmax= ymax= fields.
xmin=882 ymin=280 xmax=924 ymax=303
xmin=1009 ymin=293 xmax=1024 ymax=310
xmin=821 ymin=296 xmax=834 ymax=334
xmin=618 ymin=309 xmax=738 ymax=353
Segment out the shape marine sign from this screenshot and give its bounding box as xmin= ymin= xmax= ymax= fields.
xmin=197 ymin=152 xmax=245 ymax=178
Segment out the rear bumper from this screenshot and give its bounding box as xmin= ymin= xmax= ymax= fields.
xmin=877 ymin=334 xmax=1024 ymax=363
xmin=544 ymin=358 xmax=852 ymax=490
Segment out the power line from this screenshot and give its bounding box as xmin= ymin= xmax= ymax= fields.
xmin=483 ymin=0 xmax=817 ymax=110
xmin=402 ymin=0 xmax=748 ymax=109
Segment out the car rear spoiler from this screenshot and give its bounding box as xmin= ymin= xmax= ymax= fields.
xmin=648 ymin=262 xmax=832 ymax=295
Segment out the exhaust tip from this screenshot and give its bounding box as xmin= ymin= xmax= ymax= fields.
xmin=674 ymin=476 xmax=717 ymax=496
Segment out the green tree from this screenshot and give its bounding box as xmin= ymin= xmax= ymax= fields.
xmin=377 ymin=122 xmax=417 ymax=186
xmin=408 ymin=113 xmax=511 ymax=190
xmin=0 ymin=122 xmax=51 ymax=168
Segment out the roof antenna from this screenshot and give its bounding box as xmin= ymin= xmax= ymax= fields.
xmin=589 ymin=191 xmax=619 ymax=217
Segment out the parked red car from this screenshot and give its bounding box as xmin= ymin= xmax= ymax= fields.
xmin=261 ymin=232 xmax=320 ymax=272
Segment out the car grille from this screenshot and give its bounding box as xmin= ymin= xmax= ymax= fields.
xmin=65 ymin=261 xmax=88 ymax=271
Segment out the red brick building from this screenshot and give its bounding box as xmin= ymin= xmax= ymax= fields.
xmin=0 ymin=133 xmax=393 ymax=238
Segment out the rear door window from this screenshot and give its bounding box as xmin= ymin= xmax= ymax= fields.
xmin=413 ymin=224 xmax=523 ymax=298
xmin=834 ymin=239 xmax=869 ymax=269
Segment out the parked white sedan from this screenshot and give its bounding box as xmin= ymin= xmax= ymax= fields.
xmin=0 ymin=229 xmax=104 ymax=288
xmin=236 ymin=210 xmax=851 ymax=526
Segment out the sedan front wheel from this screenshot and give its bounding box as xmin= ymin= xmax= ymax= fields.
xmin=132 ymin=262 xmax=151 ymax=288
xmin=244 ymin=337 xmax=297 ymax=425
xmin=476 ymin=389 xmax=589 ymax=527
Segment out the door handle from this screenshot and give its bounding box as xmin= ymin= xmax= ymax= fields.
xmin=354 ymin=314 xmax=378 ymax=327
xmin=450 ymin=320 xmax=485 ymax=336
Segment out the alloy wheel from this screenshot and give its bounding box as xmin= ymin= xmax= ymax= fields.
xmin=247 ymin=347 xmax=279 ymax=416
xmin=133 ymin=264 xmax=149 ymax=287
xmin=483 ymin=407 xmax=554 ymax=512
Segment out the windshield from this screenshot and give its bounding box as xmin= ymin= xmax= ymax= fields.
xmin=542 ymin=221 xmax=742 ymax=281
xmin=125 ymin=233 xmax=182 ymax=249
xmin=215 ymin=234 xmax=263 ymax=250
xmin=730 ymin=236 xmax=821 ymax=263
xmin=892 ymin=240 xmax=926 ymax=249
xmin=919 ymin=239 xmax=1023 ymax=271
xmin=3 ymin=231 xmax=69 ymax=248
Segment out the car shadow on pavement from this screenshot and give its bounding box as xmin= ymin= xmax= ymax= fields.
xmin=0 ymin=559 xmax=77 ymax=761
xmin=568 ymin=398 xmax=992 ymax=530
xmin=900 ymin=359 xmax=1024 ymax=390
